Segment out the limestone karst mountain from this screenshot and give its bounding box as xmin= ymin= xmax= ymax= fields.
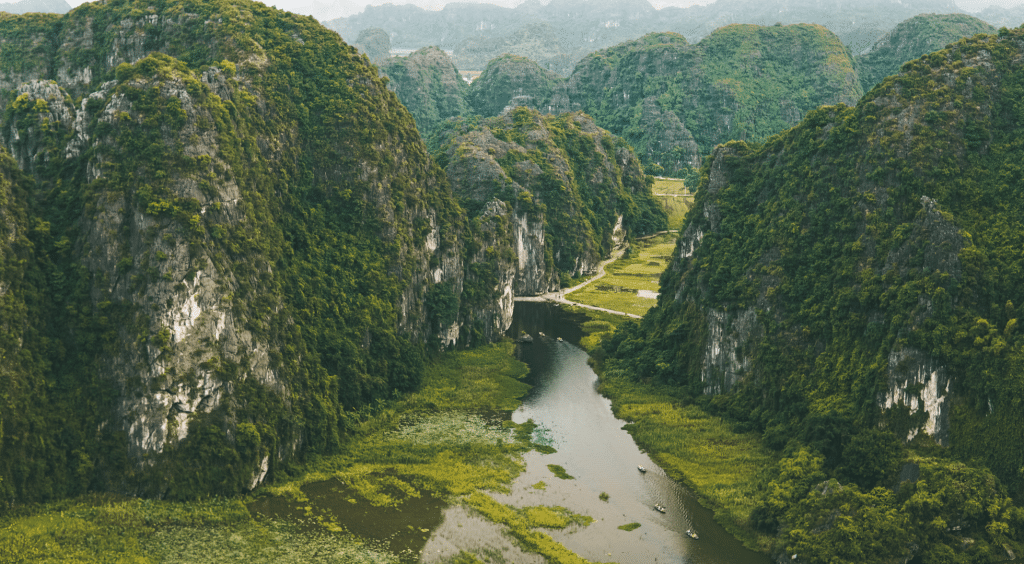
xmin=379 ymin=46 xmax=470 ymax=134
xmin=568 ymin=25 xmax=863 ymax=177
xmin=466 ymin=54 xmax=571 ymax=118
xmin=431 ymin=108 xmax=666 ymax=295
xmin=326 ymin=0 xmax=970 ymax=76
xmin=0 ymin=0 xmax=658 ymax=503
xmin=856 ymin=13 xmax=996 ymax=92
xmin=602 ymin=24 xmax=1024 ymax=559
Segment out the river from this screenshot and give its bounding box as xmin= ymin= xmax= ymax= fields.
xmin=421 ymin=302 xmax=771 ymax=564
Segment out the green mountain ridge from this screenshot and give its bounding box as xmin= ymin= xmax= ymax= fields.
xmin=569 ymin=24 xmax=863 ymax=177
xmin=326 ymin=0 xmax=975 ymax=76
xmin=603 ymin=24 xmax=1024 ymax=562
xmin=856 ymin=13 xmax=996 ymax=92
xmin=0 ymin=0 xmax=655 ymax=505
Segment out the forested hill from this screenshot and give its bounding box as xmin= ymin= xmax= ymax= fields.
xmin=0 ymin=0 xmax=659 ymax=506
xmin=856 ymin=13 xmax=996 ymax=91
xmin=602 ymin=26 xmax=1024 ymax=560
xmin=430 ymin=108 xmax=666 ymax=294
xmin=0 ymin=0 xmax=468 ymax=504
xmin=379 ymin=46 xmax=470 ymax=133
xmin=568 ymin=25 xmax=862 ymax=177
xmin=466 ymin=54 xmax=570 ymax=118
xmin=326 ymin=0 xmax=972 ymax=76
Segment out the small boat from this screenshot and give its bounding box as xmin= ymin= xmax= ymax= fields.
xmin=686 ymin=528 xmax=699 ymax=540
xmin=637 ymin=465 xmax=647 ymax=473
xmin=654 ymin=504 xmax=666 ymax=513
xmin=519 ymin=333 xmax=534 ymax=343
xmin=538 ymin=331 xmax=546 ymax=337
xmin=556 ymin=337 xmax=563 ymax=342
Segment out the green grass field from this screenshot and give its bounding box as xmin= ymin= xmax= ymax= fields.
xmin=566 ymin=233 xmax=677 ymax=317
xmin=652 ymin=177 xmax=693 ymax=230
xmin=597 ymin=373 xmax=776 ymax=552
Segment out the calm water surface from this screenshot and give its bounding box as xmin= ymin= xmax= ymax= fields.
xmin=422 ymin=302 xmax=771 ymax=564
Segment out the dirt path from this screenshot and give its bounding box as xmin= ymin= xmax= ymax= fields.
xmin=513 ymin=230 xmax=677 ymax=319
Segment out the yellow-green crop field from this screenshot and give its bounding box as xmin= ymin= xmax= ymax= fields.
xmin=652 ymin=177 xmax=693 ymax=230
xmin=566 ymin=233 xmax=677 ymax=317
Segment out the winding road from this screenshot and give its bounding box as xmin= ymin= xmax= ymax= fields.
xmin=513 ymin=230 xmax=677 ymax=319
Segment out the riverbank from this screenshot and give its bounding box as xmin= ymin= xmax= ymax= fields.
xmin=571 ymin=309 xmax=775 ymax=554
xmin=0 ymin=342 xmax=603 ymax=564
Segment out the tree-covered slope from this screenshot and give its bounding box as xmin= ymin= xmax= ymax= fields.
xmin=466 ymin=54 xmax=570 ymax=118
xmin=569 ymin=25 xmax=863 ymax=178
xmin=352 ymin=26 xmax=391 ymax=65
xmin=0 ymin=0 xmax=471 ymax=503
xmin=856 ymin=13 xmax=995 ymax=92
xmin=604 ymin=26 xmax=1024 ymax=561
xmin=431 ymin=108 xmax=666 ymax=293
xmin=379 ymin=46 xmax=470 ymax=134
xmin=326 ymin=0 xmax=967 ymax=76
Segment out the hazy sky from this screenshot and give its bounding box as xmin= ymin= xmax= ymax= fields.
xmin=64 ymin=0 xmax=1024 ymax=20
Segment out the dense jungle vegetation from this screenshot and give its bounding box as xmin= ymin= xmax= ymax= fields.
xmin=430 ymin=107 xmax=666 ymax=286
xmin=855 ymin=13 xmax=995 ymax=91
xmin=568 ymin=24 xmax=863 ymax=178
xmin=599 ymin=25 xmax=1024 ymax=562
xmin=0 ymin=0 xmax=469 ymax=504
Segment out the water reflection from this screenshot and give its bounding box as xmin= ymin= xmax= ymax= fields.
xmin=481 ymin=302 xmax=769 ymax=564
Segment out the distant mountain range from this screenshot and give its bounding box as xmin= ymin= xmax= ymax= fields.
xmin=325 ymin=0 xmax=1022 ymax=75
xmin=0 ymin=0 xmax=69 ymax=13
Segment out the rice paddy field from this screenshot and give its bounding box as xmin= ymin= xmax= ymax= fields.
xmin=565 ymin=233 xmax=677 ymax=317
xmin=652 ymin=177 xmax=693 ymax=230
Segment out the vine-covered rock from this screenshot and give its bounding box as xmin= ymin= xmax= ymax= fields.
xmin=568 ymin=26 xmax=863 ymax=177
xmin=0 ymin=0 xmax=472 ymax=502
xmin=856 ymin=13 xmax=995 ymax=92
xmin=379 ymin=46 xmax=470 ymax=134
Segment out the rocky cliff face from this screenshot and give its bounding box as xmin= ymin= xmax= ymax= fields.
xmin=0 ymin=0 xmax=476 ymax=502
xmin=628 ymin=27 xmax=1024 ymax=491
xmin=569 ymin=26 xmax=863 ymax=177
xmin=433 ymin=108 xmax=666 ymax=297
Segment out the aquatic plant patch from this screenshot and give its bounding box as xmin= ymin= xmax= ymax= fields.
xmin=617 ymin=522 xmax=641 ymax=531
xmin=546 ymin=464 xmax=575 ymax=480
xmin=464 ymin=492 xmax=593 ymax=564
xmin=403 ymin=342 xmax=531 ymax=412
xmin=388 ymin=413 xmax=515 ymax=447
xmin=0 ymin=496 xmax=396 ymax=564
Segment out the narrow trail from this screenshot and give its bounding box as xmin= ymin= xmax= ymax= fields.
xmin=514 ymin=230 xmax=678 ymax=319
